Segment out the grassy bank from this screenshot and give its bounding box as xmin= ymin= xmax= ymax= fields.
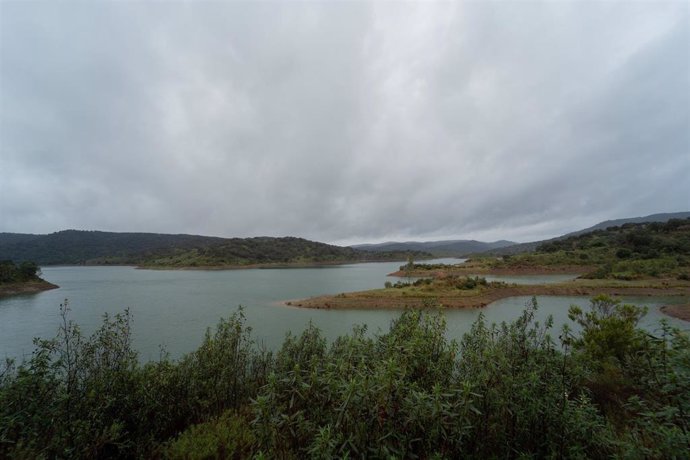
xmin=288 ymin=277 xmax=690 ymax=310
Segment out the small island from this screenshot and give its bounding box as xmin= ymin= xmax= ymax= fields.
xmin=0 ymin=260 xmax=58 ymax=298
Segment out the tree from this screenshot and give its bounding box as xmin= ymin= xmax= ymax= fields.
xmin=405 ymin=255 xmax=415 ymax=283
xmin=18 ymin=261 xmax=39 ymax=280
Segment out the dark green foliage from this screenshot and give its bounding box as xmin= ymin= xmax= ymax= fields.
xmin=452 ymin=275 xmax=488 ymax=290
xmin=514 ymin=218 xmax=690 ymax=278
xmin=1 ymin=298 xmax=688 ymax=458
xmin=388 ymin=278 xmax=434 ymax=288
xmin=565 ymin=295 xmax=690 ymax=457
xmin=164 ymin=411 xmax=255 ymax=459
xmin=0 ymin=230 xmax=430 ymax=266
xmin=0 ymin=300 xmax=140 ymax=458
xmin=186 ymin=237 xmax=428 ymax=266
xmin=0 ymin=230 xmax=227 ymax=265
xmin=0 ymin=260 xmax=40 ymax=283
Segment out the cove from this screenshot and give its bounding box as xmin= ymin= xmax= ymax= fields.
xmin=1 ymin=263 xmax=687 ymax=362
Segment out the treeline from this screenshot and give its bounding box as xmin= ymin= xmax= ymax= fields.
xmin=0 ymin=260 xmax=40 ymax=283
xmin=1 ymin=297 xmax=688 ymax=458
xmin=142 ymin=237 xmax=430 ymax=267
xmin=0 ymin=231 xmax=428 ymax=267
xmin=492 ymin=218 xmax=690 ymax=279
xmin=0 ymin=230 xmax=226 ymax=265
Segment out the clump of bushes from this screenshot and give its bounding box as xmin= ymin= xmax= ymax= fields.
xmin=384 ymin=278 xmax=434 ymax=289
xmin=452 ymin=275 xmax=488 ymax=290
xmin=0 ymin=260 xmax=40 ymax=283
xmin=1 ymin=296 xmax=688 ymax=458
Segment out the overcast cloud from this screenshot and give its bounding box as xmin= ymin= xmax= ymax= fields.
xmin=1 ymin=1 xmax=688 ymax=245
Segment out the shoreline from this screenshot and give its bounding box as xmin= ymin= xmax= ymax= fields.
xmin=660 ymin=304 xmax=690 ymax=322
xmin=39 ymin=259 xmax=418 ymax=271
xmin=0 ymin=280 xmax=59 ymax=298
xmin=287 ymin=280 xmax=690 ymax=310
xmin=389 ymin=265 xmax=592 ymax=277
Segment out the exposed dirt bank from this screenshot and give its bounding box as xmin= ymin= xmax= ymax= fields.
xmin=660 ymin=304 xmax=690 ymax=322
xmin=0 ymin=280 xmax=59 ymax=298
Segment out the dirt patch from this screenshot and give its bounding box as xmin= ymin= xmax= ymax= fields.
xmin=0 ymin=280 xmax=59 ymax=298
xmin=660 ymin=304 xmax=690 ymax=322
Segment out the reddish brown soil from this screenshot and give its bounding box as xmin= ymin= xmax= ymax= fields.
xmin=0 ymin=280 xmax=59 ymax=298
xmin=660 ymin=304 xmax=690 ymax=322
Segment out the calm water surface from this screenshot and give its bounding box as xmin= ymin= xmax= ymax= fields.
xmin=1 ymin=262 xmax=687 ymax=361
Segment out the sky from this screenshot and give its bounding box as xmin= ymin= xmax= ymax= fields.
xmin=1 ymin=1 xmax=688 ymax=246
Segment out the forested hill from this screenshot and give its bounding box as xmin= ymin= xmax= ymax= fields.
xmin=483 ymin=211 xmax=690 ymax=255
xmin=0 ymin=230 xmax=428 ymax=266
xmin=489 ymin=218 xmax=690 ymax=279
xmin=139 ymin=237 xmax=430 ymax=267
xmin=0 ymin=230 xmax=227 ymax=265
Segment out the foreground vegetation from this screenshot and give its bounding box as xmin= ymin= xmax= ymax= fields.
xmin=1 ymin=297 xmax=688 ymax=458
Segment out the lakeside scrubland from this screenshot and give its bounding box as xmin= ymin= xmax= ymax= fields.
xmin=293 ymin=219 xmax=690 ymax=321
xmin=1 ymin=296 xmax=688 ymax=458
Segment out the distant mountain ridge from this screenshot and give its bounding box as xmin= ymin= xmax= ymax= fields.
xmin=482 ymin=211 xmax=690 ymax=256
xmin=351 ymin=239 xmax=516 ymax=257
xmin=0 ymin=230 xmax=427 ymax=266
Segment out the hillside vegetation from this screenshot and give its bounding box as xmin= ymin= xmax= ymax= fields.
xmin=484 ymin=211 xmax=690 ymax=256
xmin=1 ymin=297 xmax=688 ymax=458
xmin=141 ymin=237 xmax=430 ymax=267
xmin=487 ymin=218 xmax=690 ymax=279
xmin=0 ymin=231 xmax=428 ymax=267
xmin=0 ymin=231 xmax=226 ymax=265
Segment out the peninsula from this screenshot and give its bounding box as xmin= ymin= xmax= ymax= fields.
xmin=288 ymin=218 xmax=690 ymax=321
xmin=0 ymin=260 xmax=58 ymax=298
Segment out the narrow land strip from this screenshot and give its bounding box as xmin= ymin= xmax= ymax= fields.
xmin=0 ymin=280 xmax=59 ymax=298
xmin=287 ymin=278 xmax=690 ymax=317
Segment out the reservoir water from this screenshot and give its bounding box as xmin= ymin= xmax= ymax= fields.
xmin=1 ymin=262 xmax=687 ymax=362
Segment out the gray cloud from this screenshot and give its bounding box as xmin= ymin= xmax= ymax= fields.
xmin=1 ymin=1 xmax=688 ymax=245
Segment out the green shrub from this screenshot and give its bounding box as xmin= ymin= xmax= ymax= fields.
xmin=2 ymin=297 xmax=689 ymax=458
xmin=165 ymin=411 xmax=255 ymax=460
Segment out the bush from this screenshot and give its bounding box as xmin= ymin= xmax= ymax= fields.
xmin=0 ymin=260 xmax=41 ymax=282
xmin=165 ymin=411 xmax=255 ymax=459
xmin=1 ymin=298 xmax=688 ymax=458
xmin=616 ymin=248 xmax=632 ymax=259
